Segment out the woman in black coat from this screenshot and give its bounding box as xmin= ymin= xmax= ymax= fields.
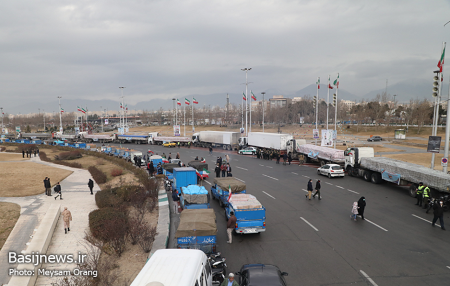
xmin=358 ymin=197 xmax=366 ymax=220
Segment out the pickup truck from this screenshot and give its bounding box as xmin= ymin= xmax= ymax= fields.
xmin=174 ymin=209 xmax=217 ymax=254
xmin=180 ymin=185 xmax=210 ymax=209
xmin=225 ymin=194 xmax=266 ymax=235
xmin=211 ymin=178 xmax=246 ymax=207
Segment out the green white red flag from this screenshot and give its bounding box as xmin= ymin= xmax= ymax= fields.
xmin=177 ymin=99 xmax=181 ymax=106
xmin=227 ymin=185 xmax=232 ymax=202
xmin=251 ymin=91 xmax=257 ymax=101
xmin=438 ymin=46 xmax=446 ymax=72
xmin=333 ymin=74 xmax=340 ymax=88
xmin=317 ymin=78 xmax=320 ymax=89
xmin=243 ymin=92 xmax=247 ymax=101
xmin=77 ymin=106 xmax=86 ymax=114
xmin=193 ymin=98 xmax=198 ymax=104
xmin=185 ymin=98 xmax=190 ymax=105
xmin=60 ymin=108 xmax=64 ymax=113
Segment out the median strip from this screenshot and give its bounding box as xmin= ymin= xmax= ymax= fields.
xmin=262 ymin=174 xmax=278 ymax=181
xmin=365 ymin=219 xmax=388 ymax=232
xmin=236 ymin=166 xmax=248 ymax=171
xmin=300 ymin=217 xmax=318 ymax=231
xmin=262 ymin=191 xmax=276 ymax=199
xmin=360 ymin=270 xmax=379 ymax=286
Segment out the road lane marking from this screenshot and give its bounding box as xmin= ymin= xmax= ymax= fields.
xmin=291 ymin=172 xmax=298 ymax=175
xmin=262 ymin=191 xmax=276 ymax=199
xmin=234 ymin=159 xmax=239 ymax=161
xmin=347 ymin=189 xmax=360 ymax=194
xmin=262 ymin=174 xmax=279 ymax=181
xmin=325 ymin=182 xmax=333 ymax=185
xmin=300 ymin=217 xmax=318 ymax=231
xmin=335 ymin=185 xmax=344 ymax=189
xmin=365 ymin=219 xmax=388 ymax=232
xmin=412 ymin=214 xmax=432 ymax=223
xmin=302 ymin=175 xmax=308 ymax=178
xmin=235 ymin=177 xmax=245 ymax=183
xmin=360 ymin=270 xmax=378 ymax=286
xmin=259 ymin=164 xmax=265 ymax=166
xmin=236 ymin=166 xmax=248 ymax=171
xmin=266 ymin=166 xmax=273 ymax=168
xmin=204 ymin=180 xmax=212 ymax=185
xmin=447 ymin=266 xmax=450 ymax=270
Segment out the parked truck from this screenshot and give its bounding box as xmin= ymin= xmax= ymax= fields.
xmin=344 ymin=147 xmax=450 ymax=197
xmin=180 ymin=185 xmax=210 ymax=209
xmin=192 ymin=131 xmax=240 ymax=150
xmin=211 ymin=177 xmax=247 ymax=207
xmin=173 ymin=167 xmax=197 ymax=192
xmin=290 ymin=143 xmax=345 ymax=166
xmin=81 ymin=133 xmax=115 ymax=143
xmin=225 ymin=194 xmax=266 ymax=234
xmin=239 ymin=132 xmax=293 ymax=153
xmin=153 ymin=136 xmax=191 ymax=145
xmin=116 ymin=133 xmax=153 ymax=144
xmin=175 ymin=209 xmax=217 ymax=254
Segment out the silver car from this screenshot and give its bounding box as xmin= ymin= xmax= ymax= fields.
xmin=317 ymin=164 xmax=345 ymax=178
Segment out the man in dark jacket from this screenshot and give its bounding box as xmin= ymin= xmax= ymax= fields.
xmin=306 ymin=179 xmax=313 ymax=200
xmin=313 ymin=180 xmax=321 ymax=200
xmin=147 ymin=162 xmax=155 ymax=176
xmin=276 ymin=153 xmax=280 ymax=164
xmin=358 ymin=197 xmax=366 ymax=220
xmin=43 ymin=177 xmax=50 ymax=196
xmin=172 ymin=190 xmax=180 ymax=214
xmin=283 ymin=153 xmax=287 ymax=165
xmin=226 ymin=163 xmax=232 ymax=177
xmin=227 ymin=211 xmax=237 ymax=244
xmin=432 ymin=199 xmax=446 ymax=230
xmin=46 ymin=177 xmax=52 ymax=196
xmin=54 ymin=182 xmax=62 ymax=200
xmin=215 ymin=164 xmax=221 ymax=178
xmin=22 ymin=150 xmax=25 ymax=158
xmin=288 ymin=153 xmax=292 ymax=165
xmin=88 ymin=179 xmax=94 ymax=195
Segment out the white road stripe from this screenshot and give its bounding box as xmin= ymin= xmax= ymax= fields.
xmin=262 ymin=191 xmax=276 ymax=199
xmin=302 ymin=189 xmax=308 ymax=192
xmin=347 ymin=189 xmax=360 ymax=194
xmin=236 ymin=166 xmax=248 ymax=171
xmin=360 ymin=270 xmax=379 ymax=286
xmin=291 ymin=172 xmax=298 ymax=175
xmin=325 ymin=182 xmax=333 ymax=185
xmin=259 ymin=164 xmax=265 ymax=167
xmin=365 ymin=219 xmax=388 ymax=232
xmin=204 ymin=180 xmax=212 ymax=185
xmin=412 ymin=214 xmax=432 ymax=224
xmin=235 ymin=177 xmax=245 ymax=183
xmin=234 ymin=159 xmax=239 ymax=161
xmin=302 ymin=175 xmax=308 ymax=178
xmin=266 ymin=166 xmax=273 ymax=168
xmin=262 ymin=174 xmax=279 ymax=181
xmin=335 ymin=185 xmax=344 ymax=189
xmin=300 ymin=217 xmax=319 ymax=231
xmin=446 ymin=266 xmax=450 ymax=270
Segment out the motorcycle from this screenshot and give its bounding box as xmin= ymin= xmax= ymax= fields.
xmin=164 ymin=178 xmax=172 ymax=192
xmin=208 ymin=252 xmax=227 ymax=285
xmin=212 ymin=267 xmax=226 ymax=285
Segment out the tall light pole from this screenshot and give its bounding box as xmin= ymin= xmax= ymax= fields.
xmin=57 ymin=96 xmax=63 ymax=134
xmin=172 ymin=98 xmax=176 ymax=125
xmin=444 ymin=75 xmax=450 ymax=173
xmin=119 ymin=87 xmax=125 ymax=134
xmin=241 ymin=68 xmax=252 ymax=136
xmin=100 ymin=106 xmax=103 ymax=133
xmin=0 ymin=107 xmax=3 ymax=132
xmin=261 ymin=92 xmax=265 ymax=132
xmin=43 ymin=109 xmax=45 ymax=132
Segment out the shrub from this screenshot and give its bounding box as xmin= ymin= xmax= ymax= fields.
xmin=88 ymin=166 xmax=107 ymax=184
xmin=95 ymin=190 xmax=123 ymax=209
xmin=54 ymin=161 xmax=82 ymax=168
xmin=0 ymin=146 xmax=5 ymax=152
xmin=55 ymin=150 xmax=82 ymax=160
xmin=103 ymin=218 xmax=128 ymax=257
xmin=128 ymin=215 xmax=142 ymax=245
xmin=137 ymin=224 xmax=157 ymax=253
xmin=115 ymin=185 xmax=142 ymax=203
xmin=89 ymin=208 xmax=128 ymax=243
xmin=39 ymin=151 xmax=49 ymax=161
xmin=111 ymin=168 xmax=123 ymax=177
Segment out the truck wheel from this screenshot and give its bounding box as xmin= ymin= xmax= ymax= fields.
xmin=363 ymin=171 xmax=372 ymax=181
xmin=346 ymin=166 xmax=353 ymax=177
xmin=409 ymin=184 xmax=418 ymax=197
xmin=227 ymin=145 xmax=231 ymax=150
xmin=223 ymin=145 xmax=227 ymax=150
xmin=370 ymin=172 xmax=382 ymax=184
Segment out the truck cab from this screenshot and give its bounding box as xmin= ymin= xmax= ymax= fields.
xmin=192 ymin=133 xmax=200 ymax=144
xmin=238 ymin=137 xmax=248 ymax=148
xmin=286 ymin=139 xmax=307 ymax=157
xmin=344 ymin=147 xmax=374 ymax=173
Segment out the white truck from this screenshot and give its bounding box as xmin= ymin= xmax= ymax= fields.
xmin=345 ymin=147 xmax=450 ymax=197
xmin=153 ymin=136 xmax=191 ymax=145
xmin=116 ymin=132 xmax=158 ymax=144
xmin=192 ymin=131 xmax=240 ymax=150
xmin=287 ymin=142 xmax=345 ymax=165
xmin=81 ymin=133 xmax=115 ymax=143
xmin=239 ymin=132 xmax=293 ymax=153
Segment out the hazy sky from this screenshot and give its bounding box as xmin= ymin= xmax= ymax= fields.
xmin=1 ymin=0 xmax=450 ymax=107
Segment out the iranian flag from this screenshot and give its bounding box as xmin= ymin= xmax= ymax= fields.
xmin=125 ymin=104 xmax=128 ymax=111
xmin=251 ymin=91 xmax=257 ymax=101
xmin=60 ymin=108 xmax=64 ymax=113
xmin=227 ymin=185 xmax=232 ymax=202
xmin=120 ymin=103 xmax=123 ymax=109
xmin=328 ymin=83 xmax=333 ymax=89
xmin=438 ymin=46 xmax=446 ymax=72
xmin=243 ymin=92 xmax=247 ymax=101
xmin=185 ymin=98 xmax=190 ymax=105
xmin=77 ymin=106 xmax=86 ymax=113
xmin=317 ymin=78 xmax=320 ymax=89
xmin=193 ymin=98 xmax=198 ymax=104
xmin=177 ymin=99 xmax=181 ymax=106
xmin=333 ymin=74 xmax=340 ymax=88
xmin=81 ymin=107 xmax=87 ymax=113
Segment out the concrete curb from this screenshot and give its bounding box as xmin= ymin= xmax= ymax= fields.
xmin=6 ymin=204 xmax=60 ymax=286
xmin=148 ymin=185 xmax=170 ymax=259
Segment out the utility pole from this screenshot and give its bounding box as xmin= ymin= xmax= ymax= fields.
xmin=226 ymin=93 xmax=229 ymax=124
xmin=326 ymin=75 xmax=330 ymax=130
xmin=0 ymin=107 xmax=3 ymax=132
xmin=119 ymin=87 xmax=125 ymax=135
xmin=100 ymin=106 xmax=103 ymax=133
xmin=261 ymin=92 xmax=265 ymax=132
xmin=43 ymin=109 xmax=45 ymax=132
xmin=241 ymin=68 xmax=252 ymax=136
xmin=57 ymin=96 xmax=63 ymax=134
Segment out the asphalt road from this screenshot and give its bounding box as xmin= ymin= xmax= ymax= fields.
xmin=105 ymin=143 xmax=450 ymax=285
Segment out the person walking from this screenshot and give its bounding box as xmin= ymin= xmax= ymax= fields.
xmin=37 ymin=148 xmax=40 ymax=156
xmin=306 ymin=179 xmax=313 ymax=200
xmin=54 ymin=182 xmax=62 ymax=200
xmin=215 ymin=164 xmax=221 ymax=178
xmin=432 ymin=198 xmax=446 ymax=230
xmin=148 ymin=161 xmax=155 ymax=177
xmin=288 ymin=153 xmax=292 ymax=165
xmin=26 ymin=150 xmax=29 ymax=158
xmin=209 ymin=146 xmax=213 ymax=155
xmin=422 ymin=185 xmax=431 ymax=209
xmin=351 ymin=202 xmax=359 ymax=221
xmin=34 ymin=150 xmax=36 ymax=157
xmin=415 ymin=182 xmax=424 ymax=207
xmin=283 ymin=153 xmax=287 ymax=165
xmin=227 ymin=163 xmax=232 ymax=177
xmin=43 ymin=177 xmax=50 ymax=196
xmin=88 ymin=179 xmax=94 ymax=195
xmin=220 ymin=273 xmax=239 ymax=286
xmin=172 ymin=189 xmax=180 ymax=214
xmin=177 ymin=141 xmax=180 ymax=148
xmin=313 ymin=180 xmax=321 ymax=200
xmin=176 ymin=152 xmax=180 ymax=159
xmin=22 ymin=150 xmax=25 ymax=158
xmin=227 ymin=211 xmax=237 ymax=244
xmin=357 ymin=197 xmax=366 ymax=220
xmin=221 ymin=163 xmax=227 ymax=177
xmin=61 ymin=207 xmax=72 ymax=234
xmin=276 ymin=153 xmax=280 ymax=164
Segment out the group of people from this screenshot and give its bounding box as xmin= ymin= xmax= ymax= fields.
xmin=256 ymin=148 xmax=292 ymax=164
xmin=416 ymin=182 xmax=445 ymax=230
xmin=351 ymin=197 xmax=366 ymax=221
xmin=43 ymin=177 xmax=62 ymax=200
xmin=214 ymin=156 xmax=232 ymax=178
xmin=22 ymin=148 xmax=38 ymax=158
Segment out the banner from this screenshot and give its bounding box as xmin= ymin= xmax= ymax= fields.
xmin=313 ymin=129 xmax=319 ymax=139
xmin=321 ymin=129 xmax=333 ymax=147
xmin=105 ymin=119 xmax=109 ymax=125
xmin=174 ymin=125 xmax=181 ymax=136
xmin=16 ymin=126 xmax=21 ymax=133
xmin=427 ymin=136 xmax=441 ymax=153
xmin=381 ymin=169 xmax=400 ymax=185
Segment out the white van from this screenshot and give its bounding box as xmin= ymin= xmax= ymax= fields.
xmin=130 ymin=249 xmax=213 ymax=286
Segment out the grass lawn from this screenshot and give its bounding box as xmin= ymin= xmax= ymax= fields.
xmin=0 ymin=153 xmax=30 ymax=161
xmin=0 ymin=202 xmax=20 ymax=250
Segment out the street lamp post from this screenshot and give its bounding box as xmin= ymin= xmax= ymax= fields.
xmin=119 ymin=87 xmax=125 ymax=134
xmin=100 ymin=106 xmax=103 ymax=133
xmin=241 ymin=68 xmax=252 ymax=136
xmin=261 ymin=92 xmax=265 ymax=132
xmin=172 ymin=98 xmax=176 ymax=125
xmin=57 ymin=96 xmax=63 ymax=134
xmin=43 ymin=109 xmax=45 ymax=132
xmin=0 ymin=107 xmax=3 ymax=132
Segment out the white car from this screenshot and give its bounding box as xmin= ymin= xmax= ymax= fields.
xmin=238 ymin=147 xmax=257 ymax=155
xmin=317 ymin=164 xmax=345 ymax=178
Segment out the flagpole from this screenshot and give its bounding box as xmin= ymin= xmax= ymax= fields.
xmin=57 ymin=96 xmax=62 ymax=133
xmin=183 ymin=100 xmax=186 ymax=137
xmin=334 ymin=73 xmax=339 ymax=149
xmin=316 ymin=77 xmax=319 ymax=146
xmin=119 ymin=87 xmax=125 ymax=135
xmin=241 ymin=93 xmax=243 ymax=130
xmin=250 ymin=90 xmax=252 ymax=133
xmin=326 ymin=75 xmax=330 ymax=130
xmin=176 ymin=99 xmax=178 ymax=126
xmin=192 ymin=97 xmax=194 ymax=131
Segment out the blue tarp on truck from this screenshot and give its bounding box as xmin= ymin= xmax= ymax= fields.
xmin=175 ymin=209 xmax=217 ymax=254
xmin=225 ymin=194 xmax=266 ymax=234
xmin=180 ymin=185 xmax=210 ymax=209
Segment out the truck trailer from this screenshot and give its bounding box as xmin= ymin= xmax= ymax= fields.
xmin=239 ymin=132 xmax=294 ymax=153
xmin=153 ymin=135 xmax=191 ymax=145
xmin=345 ymin=147 xmax=450 ymax=197
xmin=293 ymin=144 xmax=345 ymax=166
xmin=192 ymin=131 xmax=240 ymax=150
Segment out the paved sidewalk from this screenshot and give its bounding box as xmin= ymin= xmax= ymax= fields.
xmin=0 ymin=156 xmax=99 ymax=286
